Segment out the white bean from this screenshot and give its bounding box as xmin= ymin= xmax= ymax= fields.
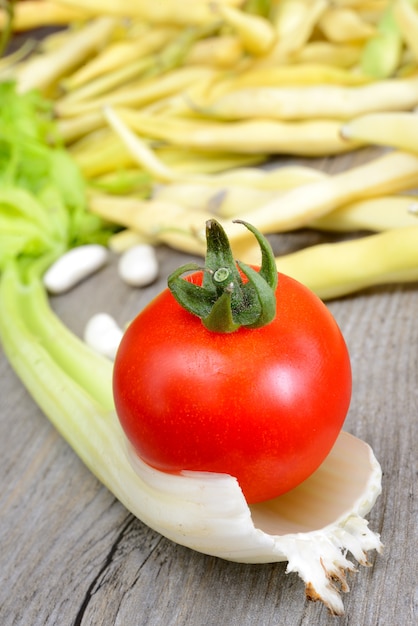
xmin=118 ymin=244 xmax=159 ymax=287
xmin=43 ymin=244 xmax=109 ymax=294
xmin=83 ymin=313 xmax=124 ymax=360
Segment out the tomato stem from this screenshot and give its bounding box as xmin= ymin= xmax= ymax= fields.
xmin=167 ymin=219 xmax=278 ymax=333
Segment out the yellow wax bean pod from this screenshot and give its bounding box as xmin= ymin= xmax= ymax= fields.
xmin=220 ymin=63 xmax=371 ymax=89
xmin=186 ymin=167 xmax=269 ymax=186
xmin=104 ymin=104 xmax=264 ymax=181
xmin=243 ymin=0 xmax=273 ymax=17
xmin=137 ymin=68 xmax=232 ymax=115
xmin=174 ymin=164 xmax=325 ymax=189
xmin=310 ymin=195 xmax=418 ymax=232
xmin=88 ymin=193 xmax=207 ymax=255
xmin=218 ymin=164 xmax=327 ymax=189
xmin=153 ymin=182 xmax=229 ymax=211
xmin=271 ymin=0 xmax=309 ymax=35
xmin=197 ymin=74 xmax=418 ymax=121
xmin=116 ymin=109 xmax=359 ymax=156
xmin=55 ymin=66 xmax=217 ymax=117
xmin=48 ymin=0 xmax=219 ymax=25
xmin=90 ymin=168 xmax=152 ymax=197
xmin=57 ymin=110 xmax=105 ymax=144
xmin=14 ymin=17 xmax=117 ymax=94
xmin=69 ymin=124 xmax=122 ymax=156
xmin=333 ymin=1 xmax=387 ymax=7
xmin=330 ymin=1 xmax=381 ymax=6
xmin=36 ymin=25 xmax=80 ymax=53
xmin=156 ymin=147 xmax=267 ymax=174
xmin=272 ymin=0 xmax=326 ymax=40
xmin=0 ymin=0 xmax=89 ymax=31
xmin=394 ymin=0 xmax=418 ymax=62
xmin=318 ymin=7 xmax=376 ymax=43
xmin=207 ymin=187 xmax=282 ymax=218
xmin=360 ymin=5 xmax=403 ymax=78
xmin=153 ymin=165 xmax=326 ymax=213
xmin=142 ymin=24 xmax=222 ymax=77
xmin=214 ymin=4 xmax=276 ymax=55
xmin=59 ymin=56 xmax=155 ymax=105
xmin=104 ymin=105 xmax=178 ymax=183
xmin=153 ymin=182 xmax=280 ymax=217
xmin=0 ymin=40 xmax=36 ymax=80
xmin=275 ymin=226 xmax=418 ymax=300
xmin=223 ymin=150 xmax=418 ymax=235
xmin=72 ymin=134 xmax=137 ymax=178
xmin=263 ymin=0 xmax=327 ymax=63
xmin=71 ymin=127 xmax=265 ymax=177
xmin=341 ymin=112 xmax=418 ymax=154
xmin=108 ymin=229 xmax=154 ymax=253
xmin=185 ymin=36 xmax=244 ymax=68
xmin=64 ymin=28 xmax=178 ymax=90
xmin=290 ymin=41 xmax=362 ymax=67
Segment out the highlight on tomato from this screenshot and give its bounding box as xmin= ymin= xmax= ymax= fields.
xmin=113 ymin=220 xmax=352 ymax=504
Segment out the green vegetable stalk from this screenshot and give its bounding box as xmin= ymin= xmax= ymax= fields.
xmin=0 ymin=81 xmax=117 ymax=470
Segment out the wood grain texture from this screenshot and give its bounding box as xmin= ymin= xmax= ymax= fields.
xmin=1 ymin=150 xmax=417 ymax=626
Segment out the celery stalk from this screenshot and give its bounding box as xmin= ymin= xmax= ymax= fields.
xmin=0 ymin=260 xmax=145 ymax=510
xmin=0 ymin=262 xmax=114 ymax=435
xmin=0 ymin=80 xmax=119 ymax=475
xmin=19 ymin=267 xmax=115 ymax=408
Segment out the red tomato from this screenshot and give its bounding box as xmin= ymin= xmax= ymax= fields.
xmin=113 ymin=269 xmax=351 ymax=504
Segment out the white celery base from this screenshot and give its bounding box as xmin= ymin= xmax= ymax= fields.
xmin=117 ymin=428 xmax=381 ymax=616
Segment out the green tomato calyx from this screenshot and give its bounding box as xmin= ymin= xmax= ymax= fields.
xmin=167 ymin=219 xmax=278 ymax=333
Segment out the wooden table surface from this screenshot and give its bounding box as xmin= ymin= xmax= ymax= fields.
xmin=1 ymin=143 xmax=417 ymax=626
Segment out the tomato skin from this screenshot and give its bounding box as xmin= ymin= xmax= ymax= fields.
xmin=113 ymin=272 xmax=352 ymax=504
